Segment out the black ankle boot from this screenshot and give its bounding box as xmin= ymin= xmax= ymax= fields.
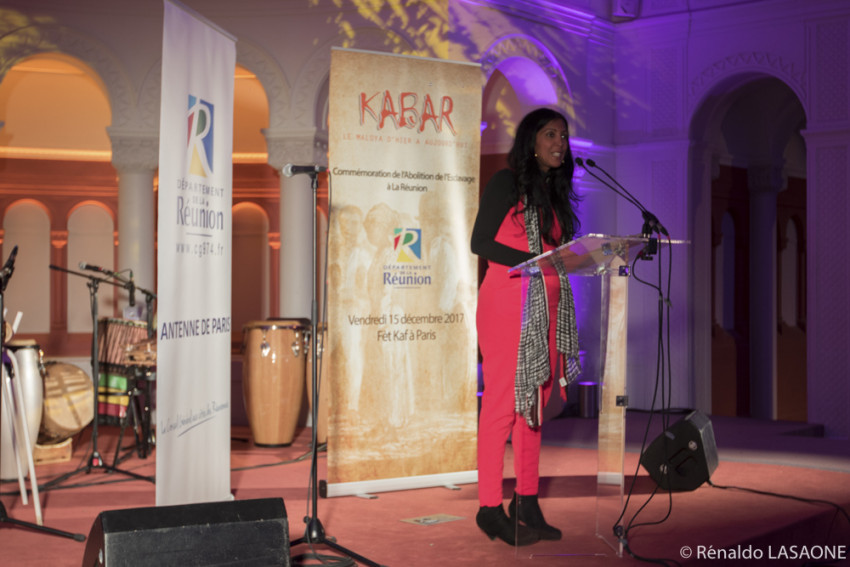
xmin=508 ymin=493 xmax=562 ymax=540
xmin=476 ymin=505 xmax=539 ymax=546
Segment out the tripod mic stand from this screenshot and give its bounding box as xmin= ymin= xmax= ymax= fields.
xmin=0 ymin=248 xmax=85 ymax=541
xmin=288 ymin=170 xmax=383 ymax=567
xmin=41 ymin=265 xmax=153 ymax=489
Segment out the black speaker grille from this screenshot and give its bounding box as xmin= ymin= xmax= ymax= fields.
xmin=82 ymin=497 xmax=290 ymax=567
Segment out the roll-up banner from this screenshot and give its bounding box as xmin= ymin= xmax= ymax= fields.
xmin=156 ymin=0 xmax=235 ymax=506
xmin=326 ymin=48 xmax=481 ymax=496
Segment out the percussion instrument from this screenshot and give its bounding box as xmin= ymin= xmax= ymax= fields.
xmin=39 ymin=361 xmax=94 ymax=445
xmin=97 ymin=366 xmax=131 ymax=426
xmin=0 ymin=339 xmax=45 ymax=480
xmin=305 ymin=324 xmax=329 ymax=445
xmin=242 ymin=319 xmax=309 ymax=447
xmin=98 ymin=318 xmax=148 ymax=366
xmin=123 ymin=337 xmax=157 ymax=366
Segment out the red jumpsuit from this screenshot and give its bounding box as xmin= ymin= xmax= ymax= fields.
xmin=474 ymin=170 xmax=563 ymax=507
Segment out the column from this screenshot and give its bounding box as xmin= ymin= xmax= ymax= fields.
xmin=747 ymin=164 xmax=784 ymax=420
xmin=109 ymin=131 xmax=158 ymax=313
xmin=265 ymin=128 xmax=327 ymax=320
xmin=802 ymin=127 xmax=850 ymax=438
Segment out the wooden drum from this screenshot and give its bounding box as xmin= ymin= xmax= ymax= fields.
xmin=242 ymin=319 xmax=310 ymax=447
xmin=39 ymin=361 xmax=93 ymax=445
xmin=0 ymin=339 xmax=44 ymax=480
xmin=305 ymin=324 xmax=329 ymax=445
xmin=98 ymin=317 xmax=148 ymax=366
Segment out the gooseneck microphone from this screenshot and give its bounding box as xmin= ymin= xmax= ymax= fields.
xmin=282 ymin=164 xmax=327 ymax=177
xmin=575 ymin=157 xmax=669 ymax=237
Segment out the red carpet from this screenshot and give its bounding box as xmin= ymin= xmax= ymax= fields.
xmin=1 ymin=414 xmax=849 ymax=566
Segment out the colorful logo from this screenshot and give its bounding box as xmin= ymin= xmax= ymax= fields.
xmin=187 ymin=95 xmax=214 ymax=177
xmin=393 ymin=228 xmax=421 ymax=262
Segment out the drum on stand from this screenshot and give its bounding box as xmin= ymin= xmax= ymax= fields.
xmin=305 ymin=324 xmax=329 ymax=445
xmin=98 ymin=365 xmax=132 ymax=426
xmin=39 ymin=361 xmax=93 ymax=445
xmin=242 ymin=319 xmax=309 ymax=447
xmin=98 ymin=318 xmax=148 ymax=367
xmin=96 ymin=318 xmax=147 ymax=428
xmin=0 ymin=339 xmax=45 ymax=480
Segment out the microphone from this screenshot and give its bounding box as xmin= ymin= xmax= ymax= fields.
xmin=128 ymin=270 xmax=136 ymax=307
xmin=79 ymin=261 xmax=113 ymax=275
xmin=575 ymin=157 xmax=669 ymax=237
xmin=282 ymin=163 xmax=327 ymax=177
xmin=0 ymin=245 xmax=18 ymax=279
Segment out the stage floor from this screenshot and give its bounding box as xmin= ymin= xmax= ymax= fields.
xmin=1 ymin=412 xmax=849 ymax=566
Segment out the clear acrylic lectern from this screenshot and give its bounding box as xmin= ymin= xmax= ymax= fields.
xmin=509 ymin=233 xmax=659 ymax=558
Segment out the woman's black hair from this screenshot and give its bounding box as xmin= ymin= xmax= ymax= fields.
xmin=507 ymin=107 xmax=581 ymax=245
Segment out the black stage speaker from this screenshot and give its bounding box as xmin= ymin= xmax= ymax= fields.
xmin=639 ymin=410 xmax=718 ymax=492
xmin=81 ymin=497 xmax=290 ymax=567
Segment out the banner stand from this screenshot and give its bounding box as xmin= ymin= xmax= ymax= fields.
xmin=321 ymin=470 xmax=478 ymax=499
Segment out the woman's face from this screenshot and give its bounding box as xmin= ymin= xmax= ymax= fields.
xmin=533 ymin=118 xmax=568 ymax=172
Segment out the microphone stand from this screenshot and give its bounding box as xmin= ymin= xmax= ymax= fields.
xmin=289 ymin=170 xmax=383 ymax=567
xmin=0 ymin=253 xmax=85 ymax=541
xmin=41 ymin=265 xmax=154 ymax=489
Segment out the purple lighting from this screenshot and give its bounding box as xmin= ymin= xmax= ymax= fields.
xmin=497 ymin=57 xmax=557 ymax=105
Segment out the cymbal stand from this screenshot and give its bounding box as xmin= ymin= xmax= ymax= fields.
xmin=289 ymin=171 xmax=383 ymax=567
xmin=41 ymin=265 xmax=153 ymax=489
xmin=0 ymin=249 xmax=85 ymax=541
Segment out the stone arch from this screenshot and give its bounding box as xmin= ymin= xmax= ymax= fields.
xmin=3 ymin=197 xmax=52 ymax=224
xmin=237 ymin=40 xmax=291 ymax=132
xmin=0 ymin=23 xmax=136 ymax=129
xmin=3 ymin=199 xmax=52 ymax=332
xmin=68 ymin=199 xmax=116 ymax=226
xmin=290 ymin=26 xmax=418 ymax=131
xmin=479 ymin=34 xmax=574 ymax=118
xmin=233 ymin=202 xmax=271 ymax=326
xmin=273 ymin=26 xmax=417 ymax=166
xmin=688 ymin=51 xmax=807 ymax=121
xmin=136 ymin=59 xmax=163 ymax=133
xmin=688 ymin=69 xmax=807 ymax=419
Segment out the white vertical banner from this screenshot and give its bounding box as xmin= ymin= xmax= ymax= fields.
xmin=326 ymin=48 xmax=481 ymax=494
xmin=156 ymin=0 xmax=235 ymax=506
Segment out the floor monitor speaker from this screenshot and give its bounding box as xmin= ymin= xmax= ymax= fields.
xmin=81 ymin=497 xmax=290 ymax=566
xmin=640 ymin=410 xmax=718 ymax=492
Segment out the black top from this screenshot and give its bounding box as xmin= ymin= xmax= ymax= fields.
xmin=470 ymin=169 xmax=535 ymax=268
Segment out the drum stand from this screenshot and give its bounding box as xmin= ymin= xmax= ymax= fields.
xmin=0 ymin=249 xmax=84 ymax=541
xmin=112 ymin=286 xmax=157 ymax=465
xmin=42 ymin=266 xmax=154 ymax=489
xmin=289 ymin=171 xmax=384 ymax=567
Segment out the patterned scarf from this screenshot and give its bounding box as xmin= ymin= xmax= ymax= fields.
xmin=515 ymin=201 xmax=581 ymax=427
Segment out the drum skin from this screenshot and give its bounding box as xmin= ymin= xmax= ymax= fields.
xmin=242 ymin=319 xmax=309 ymax=447
xmin=39 ymin=361 xmax=93 ymax=445
xmin=0 ymin=340 xmax=44 ymax=480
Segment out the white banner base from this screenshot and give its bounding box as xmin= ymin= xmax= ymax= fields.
xmin=321 ymin=470 xmax=478 ymax=498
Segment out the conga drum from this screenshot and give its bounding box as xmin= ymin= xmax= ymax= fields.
xmin=39 ymin=361 xmax=94 ymax=445
xmin=0 ymin=339 xmax=45 ymax=480
xmin=305 ymin=324 xmax=329 ymax=445
xmin=242 ymin=319 xmax=310 ymax=447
